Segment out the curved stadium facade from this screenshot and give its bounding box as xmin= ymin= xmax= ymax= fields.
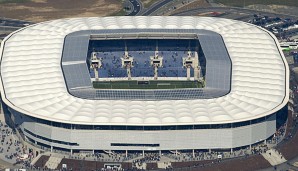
xmin=0 ymin=16 xmax=289 ymax=152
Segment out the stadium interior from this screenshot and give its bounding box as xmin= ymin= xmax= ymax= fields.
xmin=87 ymin=38 xmax=206 ymax=89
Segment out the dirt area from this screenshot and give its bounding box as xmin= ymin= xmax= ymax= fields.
xmin=169 ymin=0 xmax=210 ymax=15
xmin=141 ymin=0 xmax=159 ymax=8
xmin=247 ymin=4 xmax=298 ymax=17
xmin=0 ymin=0 xmax=122 ymax=22
xmin=213 ymin=0 xmax=298 ymax=7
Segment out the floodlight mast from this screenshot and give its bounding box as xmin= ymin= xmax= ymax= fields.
xmin=150 ymin=40 xmax=163 ymax=80
xmin=193 ymin=46 xmax=201 ymax=80
xmin=182 ymin=41 xmax=200 ymax=81
xmin=90 ymin=52 xmax=101 ymax=80
xmin=154 ymin=41 xmax=159 ymax=80
xmin=122 ymin=41 xmax=133 ymax=80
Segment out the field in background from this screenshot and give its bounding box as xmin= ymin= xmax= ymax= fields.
xmin=141 ymin=0 xmax=159 ymax=8
xmin=93 ymin=80 xmax=203 ymax=89
xmin=0 ymin=0 xmax=27 ymax=2
xmin=0 ymin=0 xmax=121 ymax=22
xmin=168 ymin=0 xmax=210 ymax=15
xmin=213 ymin=0 xmax=298 ymax=7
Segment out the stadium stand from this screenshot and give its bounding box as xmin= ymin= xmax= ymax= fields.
xmin=89 ymin=39 xmax=202 ymax=79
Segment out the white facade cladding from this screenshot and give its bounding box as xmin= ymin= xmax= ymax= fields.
xmin=0 ymin=16 xmax=289 ymax=151
xmin=9 ymin=107 xmax=275 ymax=151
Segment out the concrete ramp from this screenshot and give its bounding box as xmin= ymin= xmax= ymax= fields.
xmin=45 ymin=156 xmax=63 ymax=170
xmin=157 ymin=161 xmax=172 ymax=169
xmin=262 ymin=149 xmax=286 ymax=166
xmin=135 ymin=163 xmax=146 ymax=170
xmin=30 ymin=154 xmax=42 ymax=166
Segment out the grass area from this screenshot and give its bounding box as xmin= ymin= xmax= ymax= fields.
xmin=0 ymin=0 xmax=121 ymax=22
xmin=213 ymin=0 xmax=298 ymax=7
xmin=111 ymin=0 xmax=127 ymax=16
xmin=0 ymin=0 xmax=28 ymax=3
xmin=141 ymin=0 xmax=160 ymax=8
xmin=111 ymin=8 xmax=127 ymax=16
xmin=93 ymin=80 xmax=203 ymax=89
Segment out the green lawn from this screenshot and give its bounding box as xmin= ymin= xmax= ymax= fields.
xmin=93 ymin=80 xmax=203 ymax=89
xmin=213 ymin=0 xmax=298 ymax=7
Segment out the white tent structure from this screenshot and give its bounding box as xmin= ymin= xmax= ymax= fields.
xmin=0 ymin=16 xmax=289 ymax=152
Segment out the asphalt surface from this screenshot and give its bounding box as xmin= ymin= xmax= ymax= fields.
xmin=169 ymin=6 xmax=298 ymax=39
xmin=0 ymin=18 xmax=32 ymax=27
xmin=127 ymin=0 xmax=143 ymax=16
xmin=0 ymin=18 xmax=33 ymax=39
xmin=141 ymin=0 xmax=173 ymax=16
xmin=171 ymin=6 xmax=298 ymax=20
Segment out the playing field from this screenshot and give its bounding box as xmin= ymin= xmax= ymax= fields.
xmin=93 ymin=80 xmax=203 ymax=89
xmin=213 ymin=0 xmax=298 ymax=7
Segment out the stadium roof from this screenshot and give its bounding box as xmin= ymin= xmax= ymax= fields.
xmin=0 ymin=16 xmax=289 ymax=125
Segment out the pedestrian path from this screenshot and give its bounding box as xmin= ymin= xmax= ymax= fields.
xmin=293 ymin=161 xmax=298 ymax=167
xmin=135 ymin=162 xmax=146 ymax=170
xmin=30 ymin=153 xmax=42 ymax=166
xmin=262 ymin=149 xmax=287 ymax=166
xmin=157 ymin=161 xmax=172 ymax=169
xmin=44 ymin=156 xmax=62 ymax=169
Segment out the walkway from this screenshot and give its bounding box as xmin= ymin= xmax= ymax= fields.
xmin=44 ymin=156 xmax=62 ymax=169
xmin=261 ymin=149 xmax=286 ymax=166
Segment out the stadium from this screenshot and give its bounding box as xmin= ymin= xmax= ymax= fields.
xmin=0 ymin=16 xmax=289 ymax=154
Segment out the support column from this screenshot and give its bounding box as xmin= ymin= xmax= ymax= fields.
xmin=175 ymin=150 xmax=178 ymax=156
xmin=192 ymin=149 xmax=195 ymax=158
xmin=154 ymin=66 xmax=158 ymax=80
xmin=249 ymin=145 xmax=252 ymax=150
xmin=127 ymin=67 xmax=131 ymax=80
xmin=142 ymin=150 xmax=145 ymax=157
xmin=159 ymin=150 xmax=161 ymax=156
xmin=70 ymin=149 xmax=73 ymax=155
xmin=209 ymin=149 xmax=211 ymax=153
xmin=230 ymin=148 xmax=233 ymax=153
xmin=94 ymin=68 xmax=99 ymax=80
xmin=264 ymin=139 xmax=267 ymax=144
xmin=194 ymin=52 xmax=200 ymax=80
xmin=187 ymin=67 xmax=190 ymax=80
xmin=51 ymin=146 xmax=53 ymax=152
xmin=93 ymin=150 xmax=95 ymax=155
xmin=126 ymin=150 xmax=128 ymax=158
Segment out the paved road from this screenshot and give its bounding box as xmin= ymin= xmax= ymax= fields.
xmin=141 ymin=0 xmax=172 ymax=16
xmin=171 ymin=6 xmax=298 ymax=20
xmin=169 ymin=6 xmax=298 ymax=38
xmin=0 ymin=18 xmax=33 ymax=27
xmin=127 ymin=0 xmax=143 ymax=16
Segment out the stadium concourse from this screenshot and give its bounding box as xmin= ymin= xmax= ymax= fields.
xmin=0 ymin=16 xmax=289 ymax=170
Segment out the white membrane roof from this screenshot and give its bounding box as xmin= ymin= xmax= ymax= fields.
xmin=0 ymin=16 xmax=289 ymax=125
